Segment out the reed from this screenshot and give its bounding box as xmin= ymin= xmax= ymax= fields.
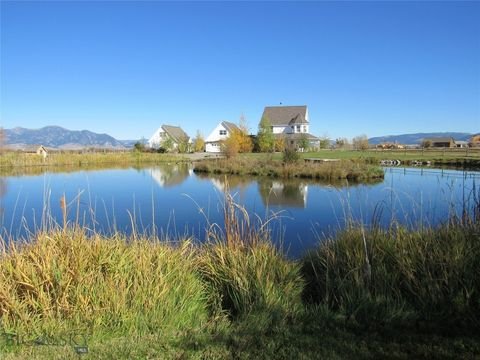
xmin=302 ymin=220 xmax=480 ymax=327
xmin=197 ymin=190 xmax=304 ymax=322
xmin=0 ymin=228 xmax=208 ymax=338
xmin=193 ymin=158 xmax=384 ymax=181
xmin=0 ymin=151 xmax=185 ymax=168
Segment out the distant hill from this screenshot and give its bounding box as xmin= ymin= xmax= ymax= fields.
xmin=368 ymin=132 xmax=474 ymax=145
xmin=3 ymin=126 xmax=132 ymax=150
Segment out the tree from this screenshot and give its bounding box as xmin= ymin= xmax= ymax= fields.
xmin=335 ymin=137 xmax=350 ymax=149
xmin=319 ymin=133 xmax=331 ymax=149
xmin=222 ymin=134 xmax=240 ymax=158
xmin=193 ymin=130 xmax=205 ymax=152
xmin=421 ymin=139 xmax=432 ymax=148
xmin=177 ymin=140 xmax=190 ymax=153
xmin=257 ymin=116 xmax=275 ymax=152
xmin=134 ymin=141 xmax=145 ymax=152
xmin=237 ymin=114 xmax=253 ymax=153
xmin=161 ymin=136 xmax=174 ymax=153
xmin=298 ymin=134 xmax=310 ymax=152
xmin=352 ymin=134 xmax=369 ymax=151
xmin=274 ymin=137 xmax=285 ymax=152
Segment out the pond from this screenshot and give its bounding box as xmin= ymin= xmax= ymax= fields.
xmin=1 ymin=164 xmax=479 ymax=257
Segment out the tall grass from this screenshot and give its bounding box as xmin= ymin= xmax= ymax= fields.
xmin=0 ymin=151 xmax=185 ymax=168
xmin=197 ymin=190 xmax=304 ymax=322
xmin=194 ymin=158 xmax=384 ymax=181
xmin=302 ymin=221 xmax=480 ymax=328
xmin=0 ymin=229 xmax=208 ymax=338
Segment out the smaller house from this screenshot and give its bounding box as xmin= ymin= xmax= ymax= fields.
xmin=36 ymin=145 xmax=48 ymax=157
xmin=22 ymin=144 xmax=48 ymax=155
xmin=205 ymin=121 xmax=240 ymax=153
xmin=423 ymin=137 xmax=455 ymax=148
xmin=455 ymin=141 xmax=469 ymax=148
xmin=148 ymin=125 xmax=191 ymax=151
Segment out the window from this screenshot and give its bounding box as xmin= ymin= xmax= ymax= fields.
xmin=296 ymin=125 xmax=301 ymax=132
xmin=303 ymin=126 xmax=307 ymax=133
xmin=219 ymin=130 xmax=227 ymax=135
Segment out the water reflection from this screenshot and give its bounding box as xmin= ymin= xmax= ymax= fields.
xmin=148 ymin=164 xmax=191 ymax=187
xmin=259 ymin=179 xmax=308 ymax=208
xmin=1 ymin=164 xmax=478 ymax=257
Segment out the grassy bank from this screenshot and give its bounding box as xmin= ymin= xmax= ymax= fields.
xmin=194 ymin=158 xmax=384 ymax=181
xmin=239 ymin=148 xmax=480 ymax=168
xmin=1 ymin=196 xmax=479 ymax=358
xmin=0 ymin=151 xmax=187 ymax=168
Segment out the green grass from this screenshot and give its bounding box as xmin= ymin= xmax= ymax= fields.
xmin=239 ymin=148 xmax=480 ymax=168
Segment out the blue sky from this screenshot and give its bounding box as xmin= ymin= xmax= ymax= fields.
xmin=1 ymin=1 xmax=479 ymax=141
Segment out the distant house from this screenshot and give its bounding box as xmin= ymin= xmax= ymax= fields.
xmin=205 ymin=121 xmax=240 ymax=153
xmin=260 ymin=105 xmax=319 ymax=151
xmin=455 ymin=141 xmax=469 ymax=148
xmin=469 ymin=134 xmax=480 ymax=147
xmin=36 ymin=145 xmax=48 ymax=156
xmin=22 ymin=144 xmax=48 ymax=155
xmin=148 ymin=125 xmax=191 ymax=151
xmin=423 ymin=137 xmax=455 ymax=148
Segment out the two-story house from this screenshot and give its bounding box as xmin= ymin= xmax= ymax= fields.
xmin=260 ymin=105 xmax=319 ymax=150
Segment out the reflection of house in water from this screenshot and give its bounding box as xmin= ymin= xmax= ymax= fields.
xmin=259 ymin=179 xmax=308 ymax=208
xmin=148 ymin=165 xmax=191 ymax=188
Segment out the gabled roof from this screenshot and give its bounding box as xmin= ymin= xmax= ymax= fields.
xmin=162 ymin=125 xmax=190 ymax=143
xmin=221 ymin=121 xmax=240 ymax=133
xmin=261 ymin=106 xmax=308 ymax=126
xmin=424 ymin=137 xmax=455 ymax=143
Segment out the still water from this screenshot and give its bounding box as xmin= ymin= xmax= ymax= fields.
xmin=0 ymin=164 xmax=478 ymax=257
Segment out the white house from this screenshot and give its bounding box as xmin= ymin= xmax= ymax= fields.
xmin=148 ymin=125 xmax=191 ymax=150
xmin=205 ymin=121 xmax=240 ymax=153
xmin=260 ymin=105 xmax=319 ymax=150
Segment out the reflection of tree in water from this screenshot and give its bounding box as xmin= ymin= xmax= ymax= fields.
xmin=148 ymin=164 xmax=191 ymax=188
xmin=259 ymin=179 xmax=308 ymax=208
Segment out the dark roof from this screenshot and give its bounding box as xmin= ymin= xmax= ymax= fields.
xmin=424 ymin=137 xmax=454 ymax=143
xmin=221 ymin=121 xmax=240 ymax=133
xmin=261 ymin=106 xmax=308 ymax=126
xmin=162 ymin=125 xmax=190 ymax=143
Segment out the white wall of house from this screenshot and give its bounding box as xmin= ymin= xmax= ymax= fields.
xmin=271 ymin=124 xmax=309 ymax=135
xmin=205 ymin=142 xmax=222 ymax=153
xmin=205 ymin=122 xmax=231 ymax=153
xmin=148 ymin=127 xmax=167 ymax=148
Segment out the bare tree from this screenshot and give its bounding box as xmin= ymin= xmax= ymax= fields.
xmin=352 ymin=134 xmax=369 ymax=151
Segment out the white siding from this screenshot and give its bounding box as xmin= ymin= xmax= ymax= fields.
xmin=205 ymin=122 xmax=233 ymax=153
xmin=148 ymin=127 xmax=166 ymax=148
xmin=205 ymin=142 xmax=222 ymax=153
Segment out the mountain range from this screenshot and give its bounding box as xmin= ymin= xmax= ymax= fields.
xmin=2 ymin=126 xmax=136 ymax=149
xmin=368 ymin=132 xmax=474 ymax=145
xmin=1 ymin=126 xmax=476 ymax=149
